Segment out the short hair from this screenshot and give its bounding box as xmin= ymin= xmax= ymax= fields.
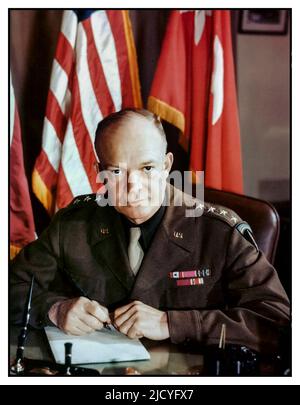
xmin=94 ymin=108 xmax=167 ymax=159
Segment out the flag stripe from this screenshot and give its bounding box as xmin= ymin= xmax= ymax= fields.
xmin=91 ymin=11 xmax=122 ymax=111
xmin=41 ymin=118 xmax=62 ymax=172
xmin=45 ymin=90 xmax=67 ymax=143
xmin=61 ymin=121 xmax=93 ymax=196
xmin=55 ymin=165 xmax=74 ymax=210
xmin=60 ymin=10 xmax=77 ymax=49
xmin=74 ymin=23 xmax=102 ymax=148
xmin=82 ymin=17 xmax=115 ymax=116
xmin=49 ymin=59 xmax=71 ymax=114
xmin=211 ymin=35 xmax=224 ymax=125
xmin=55 ymin=33 xmax=75 ymax=80
xmin=33 ymin=149 xmax=58 ymax=190
xmin=67 ymin=83 xmax=97 ymax=191
xmin=107 ymin=11 xmax=131 ymax=107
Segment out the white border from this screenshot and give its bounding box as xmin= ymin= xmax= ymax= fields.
xmin=1 ymin=0 xmax=298 ymax=386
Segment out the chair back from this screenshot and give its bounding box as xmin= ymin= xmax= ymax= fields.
xmin=204 ymin=188 xmax=280 ymax=265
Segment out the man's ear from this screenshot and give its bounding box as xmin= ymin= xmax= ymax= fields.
xmin=94 ymin=161 xmax=101 ymax=174
xmin=164 ymin=152 xmax=174 ymax=174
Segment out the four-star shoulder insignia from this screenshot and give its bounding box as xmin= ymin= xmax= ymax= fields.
xmin=230 ymin=216 xmax=238 ymax=224
xmin=95 ymin=194 xmax=103 ymax=203
xmin=200 ymin=201 xmax=243 ymax=228
xmin=71 ymin=194 xmax=96 ymax=206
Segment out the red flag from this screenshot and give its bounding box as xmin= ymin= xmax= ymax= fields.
xmin=148 ymin=10 xmax=243 ymax=193
xmin=32 ymin=10 xmax=142 ymax=214
xmin=10 ymin=74 xmax=36 ymax=259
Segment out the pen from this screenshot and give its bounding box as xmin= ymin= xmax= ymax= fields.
xmin=74 ymin=283 xmax=111 ymax=330
xmin=11 ymin=275 xmax=34 ymax=374
xmin=216 ymin=323 xmax=226 ymax=376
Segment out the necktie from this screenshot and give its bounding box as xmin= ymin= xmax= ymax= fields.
xmin=128 ymin=227 xmax=144 ymax=275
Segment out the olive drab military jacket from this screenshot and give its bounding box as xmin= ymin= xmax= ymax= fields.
xmin=10 ymin=186 xmax=290 ymax=352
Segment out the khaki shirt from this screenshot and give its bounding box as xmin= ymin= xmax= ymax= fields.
xmin=10 ymin=186 xmax=290 ymax=352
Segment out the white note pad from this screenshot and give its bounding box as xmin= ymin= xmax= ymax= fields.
xmin=45 ymin=326 xmax=150 ymax=365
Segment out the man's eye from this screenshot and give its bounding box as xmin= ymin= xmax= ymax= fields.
xmin=143 ymin=166 xmax=153 ymax=173
xmin=111 ymin=169 xmax=122 ymax=176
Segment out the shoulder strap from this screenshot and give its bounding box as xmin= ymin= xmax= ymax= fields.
xmin=235 ymin=222 xmax=259 ymax=251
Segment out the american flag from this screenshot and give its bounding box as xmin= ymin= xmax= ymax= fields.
xmin=10 ymin=73 xmax=36 ymax=259
xmin=32 ymin=10 xmax=142 ymax=214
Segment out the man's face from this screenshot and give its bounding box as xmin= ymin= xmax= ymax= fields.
xmin=97 ymin=115 xmax=173 ymax=224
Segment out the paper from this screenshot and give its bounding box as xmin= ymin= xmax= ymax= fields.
xmin=45 ymin=325 xmax=150 ymax=365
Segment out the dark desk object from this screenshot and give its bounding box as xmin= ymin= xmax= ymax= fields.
xmin=12 ymin=358 xmax=100 ymax=376
xmin=203 ymin=345 xmax=259 ymax=376
xmin=64 ymin=343 xmax=73 ymax=375
xmin=9 ymin=326 xmax=287 ymax=376
xmin=10 ymin=276 xmax=34 ymax=375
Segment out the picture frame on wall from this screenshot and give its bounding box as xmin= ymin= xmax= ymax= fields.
xmin=239 ymin=10 xmax=289 ymax=35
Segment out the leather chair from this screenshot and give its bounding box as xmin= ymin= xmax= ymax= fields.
xmin=204 ymin=188 xmax=280 ymax=265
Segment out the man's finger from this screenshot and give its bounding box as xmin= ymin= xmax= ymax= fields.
xmin=86 ymin=300 xmax=111 ymax=323
xmin=116 ymin=312 xmax=137 ymax=336
xmin=80 ymin=313 xmax=103 ymax=330
xmin=113 ymin=301 xmax=140 ymax=319
xmin=127 ymin=322 xmax=144 ymax=340
xmin=75 ymin=318 xmax=95 ymax=334
xmin=113 ymin=305 xmax=137 ymax=329
xmin=67 ymin=326 xmax=87 ymax=336
xmin=66 ymin=321 xmax=93 ymax=335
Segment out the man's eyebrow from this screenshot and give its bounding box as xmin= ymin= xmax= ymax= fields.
xmin=103 ymin=163 xmax=121 ymax=168
xmin=103 ymin=160 xmax=160 ymax=168
xmin=140 ymin=160 xmax=160 ymax=165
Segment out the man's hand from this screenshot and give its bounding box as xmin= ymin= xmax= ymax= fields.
xmin=113 ymin=301 xmax=170 ymax=340
xmin=48 ymin=297 xmax=111 ymax=335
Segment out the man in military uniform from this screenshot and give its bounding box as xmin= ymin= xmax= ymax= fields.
xmin=11 ymin=109 xmax=289 ymax=352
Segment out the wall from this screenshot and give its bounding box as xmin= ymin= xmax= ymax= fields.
xmin=236 ymin=19 xmax=290 ymax=202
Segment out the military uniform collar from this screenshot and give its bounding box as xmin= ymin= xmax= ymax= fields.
xmin=161 ymin=184 xmax=197 ymax=253
xmin=121 ymin=204 xmax=166 ymax=252
xmin=88 ymin=204 xmax=135 ymax=291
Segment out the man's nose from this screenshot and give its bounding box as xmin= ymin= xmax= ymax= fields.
xmin=127 ymin=171 xmax=143 ymax=193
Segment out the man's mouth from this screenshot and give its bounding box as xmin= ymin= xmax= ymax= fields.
xmin=127 ymin=199 xmax=147 ymax=207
